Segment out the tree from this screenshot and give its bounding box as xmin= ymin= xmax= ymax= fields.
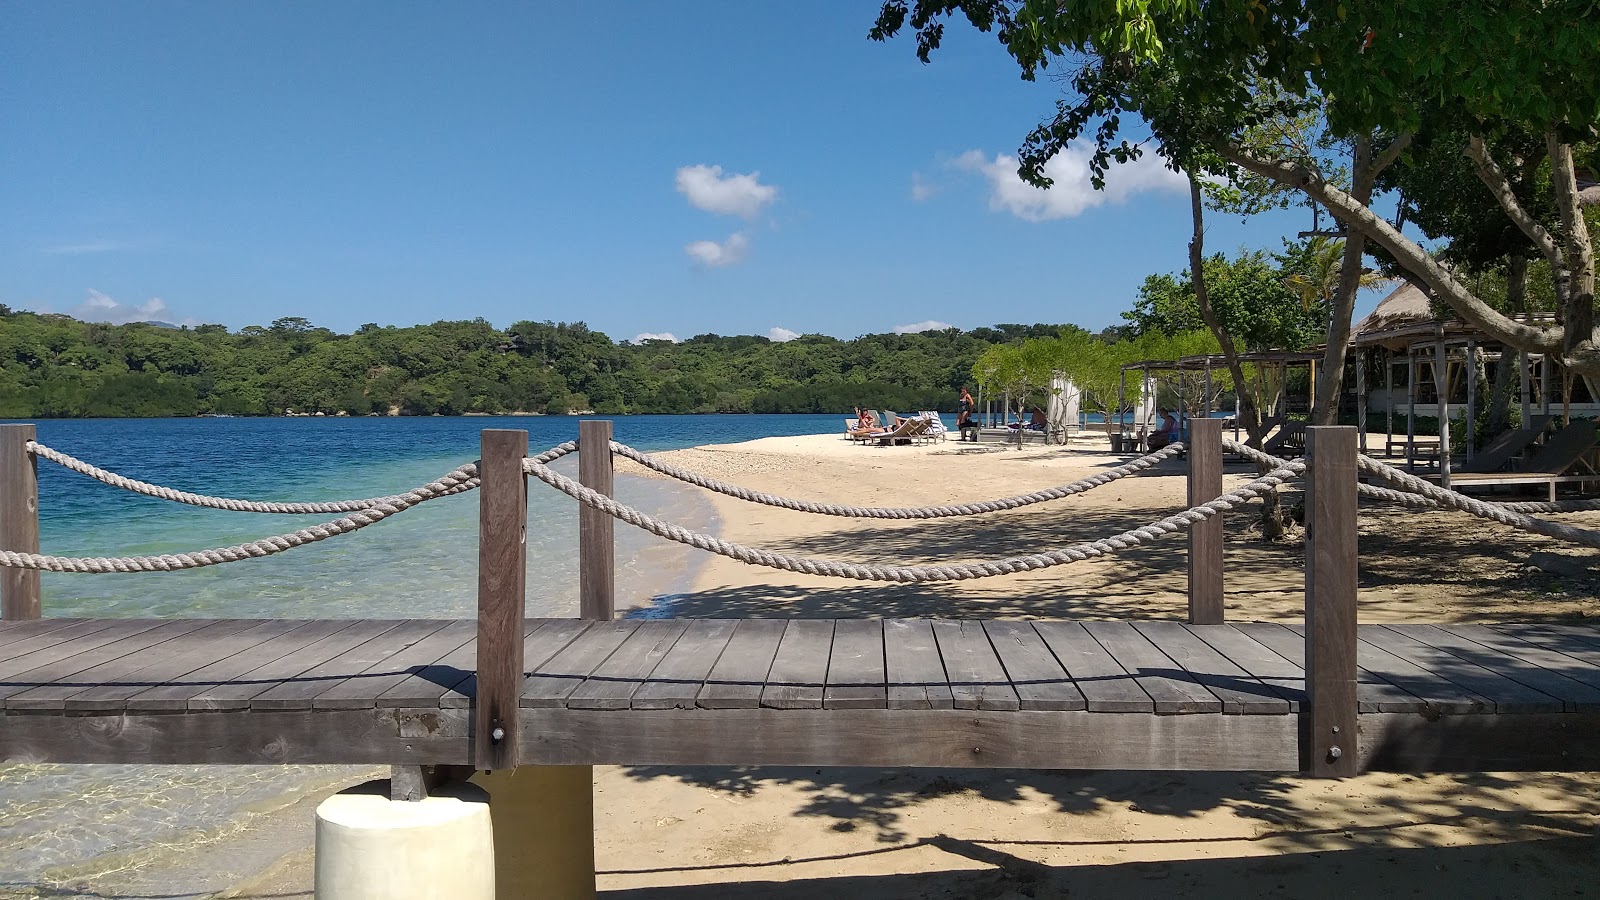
xmin=870 ymin=0 xmax=1600 ymax=384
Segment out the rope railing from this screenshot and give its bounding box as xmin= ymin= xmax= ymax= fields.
xmin=609 ymin=439 xmax=1186 ymax=519
xmin=519 ymin=451 xmax=1305 ymax=582
xmin=1355 ymin=454 xmax=1600 ymax=549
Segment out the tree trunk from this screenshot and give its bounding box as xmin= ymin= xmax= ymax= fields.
xmin=1188 ymin=176 xmax=1287 ymax=540
xmin=1484 ymin=256 xmax=1529 ymax=435
xmin=1312 ymin=133 xmax=1375 ymax=427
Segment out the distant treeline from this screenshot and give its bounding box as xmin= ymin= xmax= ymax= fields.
xmin=0 ymin=308 xmax=1079 ymax=418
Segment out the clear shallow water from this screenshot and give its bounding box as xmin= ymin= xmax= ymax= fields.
xmin=0 ymin=414 xmax=843 ymax=891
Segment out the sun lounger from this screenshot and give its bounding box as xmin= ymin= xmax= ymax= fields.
xmin=1457 ymin=414 xmax=1554 ymax=474
xmin=1445 ymin=420 xmax=1600 ymax=501
xmin=873 ymin=417 xmax=927 ymax=446
xmin=1262 ymin=421 xmax=1307 ymax=457
xmin=917 ymin=412 xmax=948 ymax=442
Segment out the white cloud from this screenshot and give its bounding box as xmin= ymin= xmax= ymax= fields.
xmin=955 ymin=146 xmax=1187 ymax=222
xmin=894 ymin=320 xmax=955 ymax=334
xmin=767 ymin=327 xmax=800 ymax=342
xmin=910 ymin=173 xmax=938 ymax=202
xmin=71 ymin=289 xmax=172 ymax=325
xmin=632 ymin=332 xmax=680 ymax=344
xmin=685 ymin=232 xmax=750 ymax=268
xmin=675 ymin=165 xmax=778 ymax=219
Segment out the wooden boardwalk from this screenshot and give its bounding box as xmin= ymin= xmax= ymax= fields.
xmin=5 ymin=616 xmax=1600 ymax=773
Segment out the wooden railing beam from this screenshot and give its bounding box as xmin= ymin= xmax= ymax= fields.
xmin=1 ymin=424 xmax=40 ymax=621
xmin=475 ymin=429 xmax=528 ymax=770
xmin=1304 ymin=425 xmax=1359 ymax=777
xmin=1187 ymin=418 xmax=1225 ymax=624
xmin=579 ymin=420 xmax=615 ymax=621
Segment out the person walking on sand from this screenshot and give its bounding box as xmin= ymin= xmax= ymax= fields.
xmin=957 ymin=387 xmax=978 ymax=442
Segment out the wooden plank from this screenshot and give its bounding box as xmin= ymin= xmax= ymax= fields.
xmin=67 ymin=619 xmax=310 ymax=711
xmin=16 ymin=619 xmax=257 ymax=711
xmin=883 ymin=618 xmax=952 ymax=710
xmin=1447 ymin=624 xmax=1600 ymax=700
xmin=932 ymin=619 xmax=1019 ymax=711
xmin=522 ymin=619 xmax=637 ymax=708
xmin=982 ymin=621 xmax=1084 ymax=711
xmin=524 ymin=708 xmax=1299 ymax=771
xmin=698 ymin=619 xmax=785 ymax=709
xmin=632 ymin=619 xmax=739 ymax=709
xmin=0 ymin=620 xmax=164 ymax=683
xmin=3 ymin=620 xmax=215 ymax=708
xmin=0 ymin=617 xmax=84 ymax=651
xmin=1237 ymin=623 xmax=1423 ymax=713
xmin=1360 ymin=712 xmax=1600 ymax=773
xmin=761 ymin=619 xmax=834 ymax=709
xmin=1133 ymin=621 xmax=1289 ymax=714
xmin=252 ymin=621 xmax=446 ymax=711
xmin=1187 ymin=624 xmax=1304 ymax=711
xmin=1363 ymin=625 xmax=1565 ymax=713
xmin=476 ymin=427 xmax=528 ymax=770
xmin=1084 ymin=621 xmax=1221 ymax=714
xmin=1290 ymin=624 xmax=1491 ymax=714
xmin=578 ymin=419 xmax=614 ymax=620
xmin=186 ymin=620 xmax=404 ymax=711
xmin=1187 ymin=417 xmax=1225 ymax=624
xmin=127 ymin=619 xmax=359 ymax=711
xmin=0 ymin=619 xmax=120 ymax=665
xmin=314 ymin=620 xmax=476 ymax=709
xmin=1032 ymin=620 xmax=1151 ymax=712
xmin=824 ymin=619 xmax=886 ymax=709
xmin=445 ymin=619 xmax=590 ymax=708
xmin=1304 ymin=425 xmax=1359 ymax=776
xmin=568 ymin=620 xmax=688 ymax=710
xmin=1494 ymin=624 xmax=1600 ymax=663
xmin=1 ymin=423 xmax=40 ymax=620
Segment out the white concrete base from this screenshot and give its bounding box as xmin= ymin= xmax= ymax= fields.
xmin=315 ymin=779 xmax=494 ymax=900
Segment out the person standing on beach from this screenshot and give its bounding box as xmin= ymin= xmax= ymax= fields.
xmin=957 ymin=387 xmax=978 ymax=441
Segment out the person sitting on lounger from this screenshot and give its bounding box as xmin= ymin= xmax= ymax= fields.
xmin=1028 ymin=407 xmax=1047 ymax=430
xmin=1147 ymin=408 xmax=1179 ymax=449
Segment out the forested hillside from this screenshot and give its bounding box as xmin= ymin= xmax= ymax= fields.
xmin=0 ymin=308 xmax=1071 ymax=417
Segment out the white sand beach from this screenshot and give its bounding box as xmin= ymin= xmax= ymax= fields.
xmin=221 ymin=430 xmax=1600 ymax=898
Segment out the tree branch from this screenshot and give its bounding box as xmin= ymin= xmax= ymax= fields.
xmin=1367 ymin=131 xmax=1414 ymax=180
xmin=1549 ymin=132 xmax=1597 ymax=354
xmin=1465 ymin=136 xmax=1566 ymax=276
xmin=1218 ymin=141 xmax=1563 ymax=356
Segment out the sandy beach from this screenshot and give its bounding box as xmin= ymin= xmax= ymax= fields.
xmin=193 ymin=432 xmax=1600 ymax=897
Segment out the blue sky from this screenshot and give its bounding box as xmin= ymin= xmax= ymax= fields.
xmin=2 ymin=3 xmax=1383 ymax=342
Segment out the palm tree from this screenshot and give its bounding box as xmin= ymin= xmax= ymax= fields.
xmin=1282 ymin=235 xmax=1391 ymax=311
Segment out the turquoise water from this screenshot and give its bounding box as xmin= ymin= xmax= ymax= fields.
xmin=0 ymin=414 xmax=843 ymax=893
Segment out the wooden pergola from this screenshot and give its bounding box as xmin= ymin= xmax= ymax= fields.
xmin=1119 ymin=351 xmax=1319 ymax=443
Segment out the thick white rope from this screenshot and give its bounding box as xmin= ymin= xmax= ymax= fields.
xmin=609 ymin=440 xmax=1187 ymax=518
xmin=521 ymin=453 xmax=1305 ymax=582
xmin=23 ymin=439 xmax=575 ymax=513
xmin=1355 ymin=455 xmax=1600 ymax=548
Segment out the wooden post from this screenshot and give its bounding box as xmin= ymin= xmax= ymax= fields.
xmin=1435 ymin=338 xmax=1452 ymax=490
xmin=1520 ymin=351 xmax=1532 ymax=424
xmin=1304 ymin=426 xmax=1359 ymax=777
xmin=1465 ymin=340 xmax=1478 ymax=461
xmin=1384 ymin=356 xmax=1395 ymax=458
xmin=1355 ymin=351 xmax=1367 ymax=453
xmin=1406 ymin=354 xmax=1418 ymax=470
xmin=1187 ymin=418 xmax=1224 ymax=625
xmin=578 ymin=420 xmax=614 ymax=621
xmin=1 ymin=424 xmax=40 ymax=621
xmin=1541 ymin=356 xmax=1552 ymax=417
xmin=475 ymin=429 xmax=527 ymax=771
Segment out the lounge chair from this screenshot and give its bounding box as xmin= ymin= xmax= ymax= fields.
xmin=1445 ymin=420 xmax=1600 ymax=501
xmin=1457 ymin=414 xmax=1554 ymax=474
xmin=917 ymin=412 xmax=948 ymax=442
xmin=1262 ymin=421 xmax=1307 ymax=457
xmin=873 ymin=417 xmax=927 ymax=446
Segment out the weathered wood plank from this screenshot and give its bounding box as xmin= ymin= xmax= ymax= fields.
xmin=883 ymin=618 xmax=952 ymax=710
xmin=825 ymin=619 xmax=886 ymax=709
xmin=523 ymin=708 xmax=1299 ymax=770
xmin=0 ymin=619 xmax=121 ymax=665
xmin=932 ymin=619 xmax=1018 ymax=711
xmin=698 ymin=619 xmax=785 ymax=709
xmin=981 ymin=621 xmax=1084 ymax=711
xmin=1290 ymin=624 xmax=1491 ymax=715
xmin=1187 ymin=624 xmax=1304 ymax=711
xmin=1363 ymin=625 xmax=1565 ymax=713
xmin=1133 ymin=621 xmax=1289 ymax=714
xmin=1492 ymin=624 xmax=1600 ymax=663
xmin=1032 ymin=620 xmax=1150 ymax=712
xmin=449 ymin=619 xmax=591 ymax=708
xmin=568 ymin=620 xmax=688 ymax=710
xmin=315 ymin=621 xmax=477 ymax=709
xmin=1443 ymin=624 xmax=1600 ymax=701
xmin=1360 ymin=712 xmax=1600 ymax=773
xmin=1187 ymin=417 xmax=1225 ymax=624
xmin=632 ymin=619 xmax=739 ymax=709
xmin=1305 ymin=425 xmax=1360 ymax=775
xmin=9 ymin=619 xmax=244 ymax=711
xmin=0 ymin=620 xmax=166 ymax=688
xmin=578 ymin=420 xmax=615 ymax=620
xmin=190 ymin=620 xmax=405 ymax=711
xmin=252 ymin=621 xmax=446 ymax=711
xmin=522 ymin=619 xmax=637 ymax=708
xmin=68 ymin=619 xmax=310 ymax=712
xmin=762 ymin=620 xmax=834 ymax=709
xmin=0 ymin=618 xmax=85 ymax=651
xmin=1237 ymin=623 xmax=1423 ymax=713
xmin=1 ymin=424 xmax=40 ymax=620
xmin=4 ymin=619 xmax=217 ymax=708
xmin=1084 ymin=621 xmax=1220 ymax=714
xmin=128 ymin=619 xmax=357 ymax=711
xmin=476 ymin=428 xmax=529 ymax=770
